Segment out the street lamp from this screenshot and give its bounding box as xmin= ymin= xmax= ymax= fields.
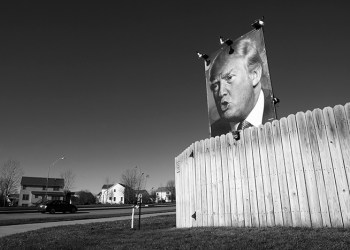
xmin=45 ymin=156 xmax=65 ymax=202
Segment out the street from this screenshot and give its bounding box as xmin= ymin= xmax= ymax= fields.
xmin=0 ymin=205 xmax=175 ymax=222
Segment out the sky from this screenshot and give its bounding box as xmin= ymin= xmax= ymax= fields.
xmin=1 ymin=2 xmax=350 ymax=195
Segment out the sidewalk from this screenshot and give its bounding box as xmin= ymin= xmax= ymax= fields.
xmin=0 ymin=212 xmax=175 ymax=238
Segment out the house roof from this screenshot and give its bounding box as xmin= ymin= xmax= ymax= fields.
xmin=21 ymin=177 xmax=64 ymax=187
xmin=137 ymin=190 xmax=149 ymax=196
xmin=31 ymin=191 xmax=65 ymax=196
xmin=101 ymin=184 xmax=113 ymax=189
xmin=156 ymin=187 xmax=169 ymax=192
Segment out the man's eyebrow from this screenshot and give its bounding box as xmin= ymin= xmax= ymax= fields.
xmin=222 ymin=70 xmax=233 ymax=79
xmin=210 ymin=68 xmax=234 ymax=82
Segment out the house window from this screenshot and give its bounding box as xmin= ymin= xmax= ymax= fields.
xmin=114 ymin=189 xmax=116 ymax=192
xmin=114 ymin=197 xmax=116 ymax=201
xmin=120 ymin=197 xmax=123 ymax=202
xmin=35 ymin=195 xmax=39 ymax=198
xmin=109 ymin=197 xmax=112 ymax=200
xmin=53 ymin=187 xmax=59 ymax=191
xmin=23 ymin=194 xmax=29 ymax=200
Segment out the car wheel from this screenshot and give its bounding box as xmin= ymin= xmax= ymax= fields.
xmin=49 ymin=208 xmax=55 ymax=214
xmin=71 ymin=207 xmax=76 ymax=213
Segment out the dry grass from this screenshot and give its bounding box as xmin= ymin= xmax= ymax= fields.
xmin=1 ymin=215 xmax=350 ymax=249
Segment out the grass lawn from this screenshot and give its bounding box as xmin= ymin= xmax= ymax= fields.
xmin=1 ymin=214 xmax=350 ymax=249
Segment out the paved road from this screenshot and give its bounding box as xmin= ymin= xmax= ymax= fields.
xmin=0 ymin=211 xmax=175 ymax=238
xmin=0 ymin=205 xmax=174 ymax=221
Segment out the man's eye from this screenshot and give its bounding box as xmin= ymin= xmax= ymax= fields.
xmin=225 ymin=75 xmax=233 ymax=81
xmin=210 ymin=83 xmax=218 ymax=91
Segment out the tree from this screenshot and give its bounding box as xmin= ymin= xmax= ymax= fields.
xmin=60 ymin=169 xmax=76 ymax=192
xmin=149 ymin=188 xmax=156 ymax=203
xmin=0 ymin=159 xmax=24 ymax=206
xmin=120 ymin=167 xmax=149 ymax=204
xmin=166 ymin=180 xmax=176 ymax=202
xmin=75 ymin=190 xmax=95 ymax=205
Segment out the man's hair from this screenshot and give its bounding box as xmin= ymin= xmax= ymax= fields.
xmin=234 ymin=38 xmax=263 ymax=73
xmin=211 ymin=38 xmax=263 ymax=75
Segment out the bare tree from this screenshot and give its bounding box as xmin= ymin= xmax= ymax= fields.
xmin=103 ymin=177 xmax=114 ymax=204
xmin=60 ymin=169 xmax=76 ymax=192
xmin=0 ymin=159 xmax=24 ymax=206
xmin=166 ymin=180 xmax=176 ymax=202
xmin=120 ymin=167 xmax=149 ymax=204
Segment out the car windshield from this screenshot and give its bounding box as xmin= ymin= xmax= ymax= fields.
xmin=42 ymin=200 xmax=54 ymax=205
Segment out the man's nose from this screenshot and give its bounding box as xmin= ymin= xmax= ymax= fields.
xmin=218 ymin=81 xmax=227 ymax=97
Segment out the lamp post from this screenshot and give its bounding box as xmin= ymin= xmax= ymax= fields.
xmin=45 ymin=156 xmax=65 ymax=202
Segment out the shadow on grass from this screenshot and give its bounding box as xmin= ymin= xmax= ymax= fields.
xmin=1 ymin=214 xmax=350 ymax=249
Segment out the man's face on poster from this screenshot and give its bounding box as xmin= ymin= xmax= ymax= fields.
xmin=209 ymin=54 xmax=260 ymax=124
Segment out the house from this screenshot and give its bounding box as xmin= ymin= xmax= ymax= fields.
xmin=19 ymin=176 xmax=65 ymax=207
xmin=155 ymin=187 xmax=172 ymax=203
xmin=99 ymin=183 xmax=125 ymax=204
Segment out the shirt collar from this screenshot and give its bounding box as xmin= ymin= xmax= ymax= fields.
xmin=230 ymin=90 xmax=264 ymax=131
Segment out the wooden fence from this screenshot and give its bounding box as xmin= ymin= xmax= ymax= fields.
xmin=175 ymin=103 xmax=350 ymax=228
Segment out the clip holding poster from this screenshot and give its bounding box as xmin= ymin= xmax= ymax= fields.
xmin=203 ymin=22 xmax=277 ymax=138
xmin=251 ymin=16 xmax=265 ymax=30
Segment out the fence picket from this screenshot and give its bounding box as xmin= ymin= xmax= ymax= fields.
xmin=175 ymin=156 xmax=180 ymax=227
xmin=280 ymin=117 xmax=301 ymax=227
xmin=323 ymin=107 xmax=350 ymax=227
xmin=258 ymin=125 xmax=275 ymax=226
xmin=251 ymin=126 xmax=267 ymax=227
xmin=272 ymin=120 xmax=292 ymax=226
xmin=305 ymin=110 xmax=331 ymax=227
xmin=265 ymin=122 xmax=283 ymax=226
xmin=210 ymin=138 xmax=219 ymax=226
xmin=200 ymin=140 xmax=208 ymax=226
xmin=233 ymin=135 xmax=245 ymax=227
xmin=313 ymin=108 xmax=343 ymax=227
xmin=334 ymin=105 xmax=350 ymax=201
xmin=288 ymin=114 xmax=311 ymax=227
xmin=180 ymin=151 xmax=187 ymax=227
xmin=344 ymin=103 xmax=350 ymax=188
xmin=296 ymin=112 xmax=322 ymax=227
xmin=205 ymin=139 xmax=214 ymax=226
xmin=239 ymin=131 xmax=252 ymax=227
xmin=243 ymin=128 xmax=259 ymax=227
xmin=227 ymin=133 xmax=238 ymax=226
xmin=185 ymin=147 xmax=190 ymax=227
xmin=221 ymin=134 xmax=232 ymax=226
xmin=194 ymin=141 xmax=202 ymax=227
xmin=214 ymin=137 xmax=225 ymax=225
xmin=189 ymin=144 xmax=196 ymax=227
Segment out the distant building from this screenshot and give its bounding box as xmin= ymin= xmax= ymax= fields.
xmin=19 ymin=176 xmax=65 ymax=207
xmin=155 ymin=187 xmax=172 ymax=203
xmin=99 ymin=183 xmax=125 ymax=204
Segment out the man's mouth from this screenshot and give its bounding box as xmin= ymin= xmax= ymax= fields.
xmin=220 ymin=101 xmax=229 ymax=112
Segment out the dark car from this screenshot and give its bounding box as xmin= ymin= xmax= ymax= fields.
xmin=38 ymin=200 xmax=78 ymax=214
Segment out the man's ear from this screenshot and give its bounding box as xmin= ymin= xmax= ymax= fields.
xmin=249 ymin=64 xmax=262 ymax=87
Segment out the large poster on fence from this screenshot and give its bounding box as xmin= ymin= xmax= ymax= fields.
xmin=204 ymin=28 xmax=276 ymax=137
